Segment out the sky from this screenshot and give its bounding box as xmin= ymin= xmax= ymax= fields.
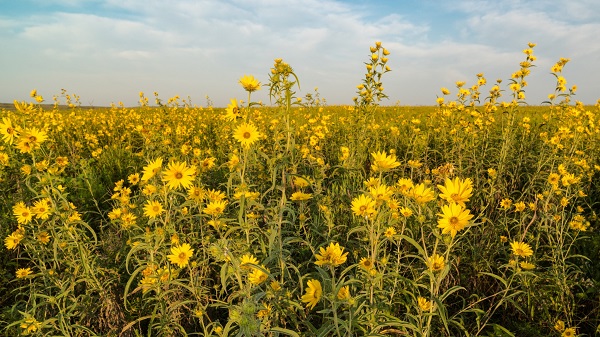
xmin=1 ymin=0 xmax=599 ymax=107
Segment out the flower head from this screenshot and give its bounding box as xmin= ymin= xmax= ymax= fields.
xmin=168 ymin=243 xmax=194 ymax=268
xmin=141 ymin=158 xmax=163 ymax=182
xmin=233 ymin=122 xmax=261 ymax=148
xmin=437 ymin=203 xmax=473 ymax=237
xmin=427 ymin=254 xmax=445 ymax=272
xmin=224 ymin=99 xmax=241 ymax=121
xmin=162 ymin=161 xmax=196 ymax=190
xmin=370 ymin=151 xmax=400 ymax=172
xmin=314 ymin=242 xmax=348 ymax=267
xmin=301 ymin=279 xmax=322 ymax=309
xmin=143 ymin=200 xmax=164 ymax=218
xmin=248 ymin=265 xmax=269 ymax=285
xmin=351 ymin=194 xmax=377 ymax=218
xmin=510 ymin=241 xmax=533 ymax=257
xmin=239 ymin=75 xmax=261 ymax=92
xmin=16 ymin=267 xmax=33 ymax=278
xmin=437 ymin=177 xmax=473 ymax=207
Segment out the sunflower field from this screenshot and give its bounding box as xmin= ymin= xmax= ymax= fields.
xmin=1 ymin=43 xmax=600 ymax=336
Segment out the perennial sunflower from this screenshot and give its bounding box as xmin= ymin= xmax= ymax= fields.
xmin=510 ymin=241 xmax=533 ymax=257
xmin=168 ymin=243 xmax=194 ymax=268
xmin=143 ymin=200 xmax=164 ymax=218
xmin=314 ymin=242 xmax=348 ymax=267
xmin=224 ymin=98 xmax=241 ymax=121
xmin=370 ymin=151 xmax=400 ymax=172
xmin=351 ymin=194 xmax=377 ymax=218
xmin=141 ymin=158 xmax=163 ymax=182
xmin=233 ymin=122 xmax=261 ymax=148
xmin=427 ymin=254 xmax=445 ymax=272
xmin=239 ymin=75 xmax=261 ymax=92
xmin=301 ymin=279 xmax=322 ymax=309
xmin=437 ymin=177 xmax=473 ymax=207
xmin=437 ymin=203 xmax=474 ymax=237
xmin=162 ymin=161 xmax=196 ymax=190
xmin=248 ymin=265 xmax=269 ymax=285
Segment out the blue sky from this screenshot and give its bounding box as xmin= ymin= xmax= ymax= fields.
xmin=1 ymin=0 xmax=599 ymax=107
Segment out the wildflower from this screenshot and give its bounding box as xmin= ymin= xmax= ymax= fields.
xmin=187 ymin=186 xmax=204 ymax=202
xmin=224 ymin=99 xmax=241 ymax=121
xmin=358 ymin=257 xmax=374 ymax=271
xmin=13 ymin=202 xmax=33 ymax=224
xmin=500 ymin=198 xmax=512 ymax=210
xmin=437 ymin=204 xmax=473 ymax=237
xmin=16 ymin=127 xmax=47 ymax=153
xmin=270 ymin=280 xmax=281 ymax=291
xmin=0 ymin=117 xmax=18 ymax=144
xmin=337 ymin=286 xmax=351 ymax=300
xmin=240 ymin=253 xmax=259 ymax=269
xmin=370 ymin=151 xmax=400 ymax=172
xmin=410 ymin=183 xmax=435 ymax=204
xmin=396 ymin=178 xmax=414 ymax=194
xmin=203 ymin=200 xmax=228 ymax=217
xmin=37 ymin=232 xmax=51 ymax=245
xmin=248 ymin=265 xmax=269 ymax=285
xmin=205 ymin=189 xmax=227 ymax=201
xmin=399 ymin=207 xmax=413 ymax=217
xmin=427 ymin=254 xmax=445 ymax=272
xmin=384 ymin=226 xmax=396 ymax=238
xmin=32 ymin=199 xmax=52 ymax=220
xmin=562 ymin=328 xmax=576 ymax=337
xmin=514 ymin=201 xmax=526 ymax=212
xmin=5 ymin=230 xmax=24 ymax=250
xmin=124 ymin=173 xmax=139 ymax=186
xmin=369 ymin=184 xmax=393 ymax=202
xmin=143 ymin=200 xmax=164 ymax=219
xmin=233 ymin=122 xmax=261 ymax=148
xmin=162 ymin=161 xmax=196 ymax=190
xmin=16 ymin=267 xmax=33 ymax=278
xmin=20 ymin=316 xmax=42 ymax=334
xmin=301 ymin=279 xmax=322 ymax=309
xmin=417 ymin=296 xmax=433 ymax=311
xmin=290 ymin=191 xmax=312 ymax=201
xmin=256 ymin=303 xmax=272 ymax=319
xmin=554 ymin=320 xmax=565 ymax=332
xmin=351 ymin=194 xmax=377 ymax=218
xmin=239 ymin=75 xmax=261 ymax=92
xmin=314 ymin=242 xmax=348 ymax=267
xmin=437 ymin=177 xmax=473 ymax=207
xmin=141 ymin=158 xmax=163 ymax=181
xmin=520 ymin=261 xmax=535 ymax=270
xmin=510 ymin=241 xmax=533 ymax=257
xmin=168 ymin=243 xmax=194 ymax=268
xmin=293 ymin=176 xmax=311 ymax=188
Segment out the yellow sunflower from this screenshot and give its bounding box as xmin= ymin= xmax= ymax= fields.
xmin=510 ymin=241 xmax=533 ymax=257
xmin=0 ymin=117 xmax=18 ymax=144
xmin=168 ymin=243 xmax=194 ymax=268
xmin=437 ymin=177 xmax=473 ymax=207
xmin=426 ymin=254 xmax=445 ymax=272
xmin=16 ymin=267 xmax=33 ymax=278
xmin=351 ymin=194 xmax=377 ymax=218
xmin=290 ymin=191 xmax=312 ymax=201
xmin=410 ymin=183 xmax=435 ymax=204
xmin=248 ymin=265 xmax=269 ymax=285
xmin=301 ymin=279 xmax=322 ymax=309
xmin=13 ymin=202 xmax=33 ymax=224
xmin=203 ymin=200 xmax=228 ymax=217
xmin=224 ymin=99 xmax=241 ymax=121
xmin=233 ymin=122 xmax=261 ymax=148
xmin=162 ymin=161 xmax=196 ymax=190
xmin=417 ymin=296 xmax=433 ymax=311
xmin=141 ymin=158 xmax=163 ymax=182
xmin=239 ymin=75 xmax=261 ymax=92
xmin=314 ymin=242 xmax=348 ymax=267
xmin=370 ymin=150 xmax=400 ymax=172
xmin=436 ymin=203 xmax=473 ymax=237
xmin=143 ymin=200 xmax=164 ymax=218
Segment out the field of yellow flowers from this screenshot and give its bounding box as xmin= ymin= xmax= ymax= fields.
xmin=2 ymin=43 xmax=600 ymax=336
